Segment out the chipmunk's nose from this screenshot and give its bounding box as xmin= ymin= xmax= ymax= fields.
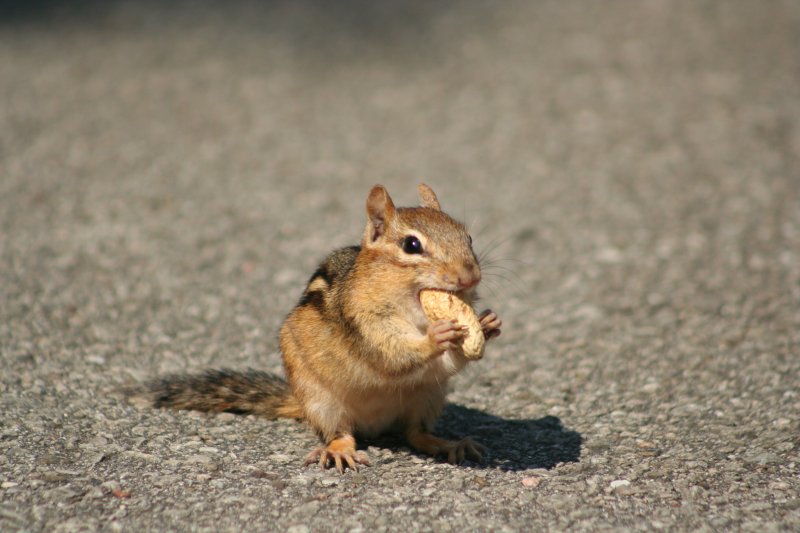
xmin=457 ymin=261 xmax=481 ymax=289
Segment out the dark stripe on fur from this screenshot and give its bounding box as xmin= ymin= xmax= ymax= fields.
xmin=148 ymin=369 xmax=290 ymax=419
xmin=298 ymin=289 xmax=325 ymax=310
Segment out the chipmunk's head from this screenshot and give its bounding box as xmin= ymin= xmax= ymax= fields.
xmin=362 ymin=184 xmax=481 ymax=295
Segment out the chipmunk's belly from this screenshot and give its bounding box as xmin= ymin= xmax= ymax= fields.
xmin=347 ymin=355 xmax=468 ymax=437
xmin=346 ymin=390 xmax=404 ymax=437
xmin=347 ymin=387 xmax=432 ymax=438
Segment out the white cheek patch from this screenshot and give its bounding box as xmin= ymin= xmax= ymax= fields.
xmin=409 ymin=305 xmax=429 ymax=332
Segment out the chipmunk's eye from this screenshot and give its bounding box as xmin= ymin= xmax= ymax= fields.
xmin=402 ymin=235 xmax=423 ymax=254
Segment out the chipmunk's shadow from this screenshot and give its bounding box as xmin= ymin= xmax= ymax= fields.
xmin=372 ymin=403 xmax=583 ymax=471
xmin=369 ymin=404 xmax=582 ymax=471
xmin=438 ymin=404 xmax=582 ymax=471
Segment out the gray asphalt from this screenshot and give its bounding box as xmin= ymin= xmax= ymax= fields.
xmin=1 ymin=1 xmax=799 ymax=531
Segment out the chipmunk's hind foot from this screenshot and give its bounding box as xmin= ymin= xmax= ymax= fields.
xmin=303 ymin=434 xmax=370 ymax=473
xmin=407 ymin=430 xmax=486 ymax=464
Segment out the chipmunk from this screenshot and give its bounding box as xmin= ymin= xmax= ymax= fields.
xmin=145 ymin=184 xmax=502 ymax=472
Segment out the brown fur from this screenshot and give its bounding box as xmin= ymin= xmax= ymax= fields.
xmin=145 ymin=184 xmax=501 ymax=472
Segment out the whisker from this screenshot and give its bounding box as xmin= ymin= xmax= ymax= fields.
xmin=482 ymin=263 xmax=523 ymax=277
xmin=483 ymin=271 xmax=531 ymax=297
xmin=479 ymin=279 xmax=499 ymax=299
xmin=478 ymin=234 xmax=517 ymax=264
xmin=462 ymin=193 xmax=468 ymax=229
xmin=481 ymin=256 xmax=532 ymax=267
xmin=470 ymin=217 xmax=492 ymax=239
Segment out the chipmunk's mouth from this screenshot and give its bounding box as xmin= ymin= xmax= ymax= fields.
xmin=417 ymin=286 xmax=468 ymax=298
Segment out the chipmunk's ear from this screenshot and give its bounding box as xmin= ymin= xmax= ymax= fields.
xmin=365 ymin=185 xmax=396 ymax=243
xmin=417 ymin=183 xmax=441 ymax=211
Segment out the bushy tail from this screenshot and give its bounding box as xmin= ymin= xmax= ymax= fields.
xmin=143 ymin=369 xmax=303 ymax=420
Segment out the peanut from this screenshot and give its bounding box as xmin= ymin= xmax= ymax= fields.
xmin=419 ymin=289 xmax=485 ymax=360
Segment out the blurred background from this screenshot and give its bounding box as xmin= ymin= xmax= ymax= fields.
xmin=2 ymin=0 xmax=797 ymax=369
xmin=1 ymin=1 xmax=799 ymax=529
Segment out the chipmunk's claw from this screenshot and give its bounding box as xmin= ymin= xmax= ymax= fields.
xmin=478 ymin=309 xmax=502 ymax=340
xmin=407 ymin=430 xmax=486 ymax=465
xmin=428 ymin=319 xmax=467 ymax=352
xmin=444 ymin=438 xmax=486 ymax=464
xmin=303 ymin=437 xmax=370 ymax=473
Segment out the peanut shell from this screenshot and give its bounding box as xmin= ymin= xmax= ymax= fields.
xmin=419 ymin=289 xmax=485 ymax=360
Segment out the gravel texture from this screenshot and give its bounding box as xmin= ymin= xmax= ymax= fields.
xmin=2 ymin=1 xmax=799 ymax=531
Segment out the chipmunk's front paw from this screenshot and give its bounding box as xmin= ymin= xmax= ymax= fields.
xmin=478 ymin=309 xmax=502 ymax=340
xmin=303 ymin=435 xmax=370 ymax=473
xmin=427 ymin=319 xmax=467 ymax=353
